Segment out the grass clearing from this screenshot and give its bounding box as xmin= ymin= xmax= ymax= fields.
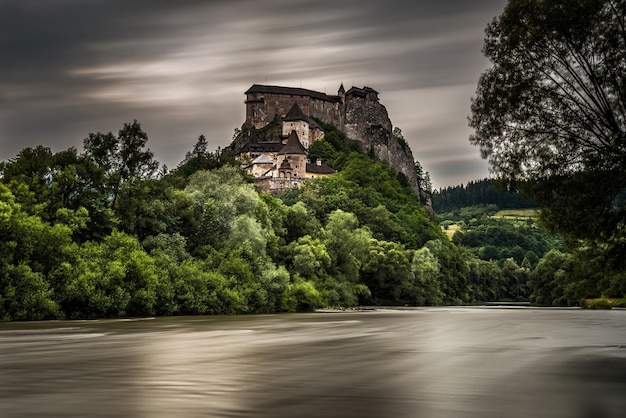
xmin=441 ymin=223 xmax=462 ymax=239
xmin=492 ymin=209 xmax=540 ymax=222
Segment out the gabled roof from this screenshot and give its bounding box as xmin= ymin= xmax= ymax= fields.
xmin=251 ymin=154 xmax=274 ymax=164
xmin=278 ymin=131 xmax=307 ymax=155
xmin=245 ymin=142 xmax=284 ymax=154
xmin=283 ymin=103 xmax=307 ymax=122
xmin=245 ymin=84 xmax=341 ymax=103
xmin=306 ymin=162 xmax=335 ymax=174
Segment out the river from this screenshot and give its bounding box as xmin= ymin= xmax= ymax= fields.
xmin=1 ymin=307 xmax=625 ymax=417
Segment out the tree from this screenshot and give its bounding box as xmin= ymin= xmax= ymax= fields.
xmin=411 ymin=245 xmax=443 ymax=305
xmin=323 ymin=210 xmax=371 ymax=282
xmin=392 ymin=127 xmax=408 ymax=151
xmin=83 ymin=120 xmax=158 ymax=207
xmin=307 ymin=140 xmax=338 ymax=168
xmin=469 ymin=0 xmax=626 ymax=250
xmin=285 ymin=235 xmax=331 ymax=281
xmin=361 ymin=239 xmax=414 ymax=304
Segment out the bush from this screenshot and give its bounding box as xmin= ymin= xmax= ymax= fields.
xmin=585 ymin=298 xmax=612 ymax=310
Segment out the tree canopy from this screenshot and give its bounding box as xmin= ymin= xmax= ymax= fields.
xmin=4 ymin=115 xmax=624 ymax=320
xmin=469 ymin=0 xmax=626 ymax=259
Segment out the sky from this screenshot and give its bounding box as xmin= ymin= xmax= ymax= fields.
xmin=1 ymin=0 xmax=507 ymax=189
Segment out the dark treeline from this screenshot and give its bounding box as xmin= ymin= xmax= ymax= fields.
xmin=432 ymin=179 xmax=536 ymax=213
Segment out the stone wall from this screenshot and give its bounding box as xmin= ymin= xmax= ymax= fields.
xmin=245 ymin=88 xmax=343 ymax=129
xmin=282 ymin=120 xmax=310 ymax=148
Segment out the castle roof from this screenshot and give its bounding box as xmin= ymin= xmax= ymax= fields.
xmin=280 ymin=159 xmax=292 ymax=170
xmin=246 ymin=84 xmax=341 ymax=103
xmin=306 ymin=162 xmax=335 ymax=175
xmin=283 ymin=103 xmax=307 ymax=122
xmin=240 ymin=141 xmax=283 ymax=155
xmin=345 ymin=86 xmax=379 ymax=98
xmin=250 ymin=154 xmax=274 ymax=165
xmin=278 ymin=131 xmax=307 ymax=155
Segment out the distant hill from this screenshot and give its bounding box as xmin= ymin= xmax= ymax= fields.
xmin=432 ymin=179 xmax=535 ymax=213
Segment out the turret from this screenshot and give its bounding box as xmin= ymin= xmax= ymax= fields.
xmin=338 ymin=83 xmax=345 ymax=103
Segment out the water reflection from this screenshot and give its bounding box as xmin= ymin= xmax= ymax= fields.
xmin=0 ymin=309 xmax=625 ymax=417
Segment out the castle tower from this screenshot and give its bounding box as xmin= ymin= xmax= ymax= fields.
xmin=282 ymin=103 xmax=310 ymax=148
xmin=276 ymin=130 xmax=307 ymax=179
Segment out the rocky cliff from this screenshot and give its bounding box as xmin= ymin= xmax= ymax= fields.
xmin=343 ymin=89 xmax=420 ymax=195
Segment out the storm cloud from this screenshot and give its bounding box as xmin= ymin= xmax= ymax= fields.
xmin=1 ymin=0 xmax=506 ymax=188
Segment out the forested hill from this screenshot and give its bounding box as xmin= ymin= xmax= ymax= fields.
xmin=2 ymin=121 xmax=622 ymax=321
xmin=0 ymin=120 xmax=476 ymax=321
xmin=432 ymin=179 xmax=535 ymax=213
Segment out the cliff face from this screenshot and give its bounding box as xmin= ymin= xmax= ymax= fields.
xmin=344 ymin=91 xmax=420 ymax=195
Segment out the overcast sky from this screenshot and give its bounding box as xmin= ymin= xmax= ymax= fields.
xmin=1 ymin=0 xmax=507 ymax=189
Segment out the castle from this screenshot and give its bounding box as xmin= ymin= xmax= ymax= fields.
xmin=236 ymin=100 xmax=336 ymax=193
xmin=244 ymin=83 xmax=380 ymax=131
xmin=234 ymin=83 xmax=420 ymax=194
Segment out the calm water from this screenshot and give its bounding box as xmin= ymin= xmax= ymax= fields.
xmin=1 ymin=308 xmax=625 ymax=418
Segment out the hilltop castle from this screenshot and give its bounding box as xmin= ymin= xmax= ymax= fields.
xmin=244 ymin=83 xmax=380 ymax=131
xmin=234 ymin=83 xmax=420 ymax=195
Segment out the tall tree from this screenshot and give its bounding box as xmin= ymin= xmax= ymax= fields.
xmin=469 ymin=0 xmax=626 ymax=257
xmin=83 ymin=120 xmax=158 ymax=207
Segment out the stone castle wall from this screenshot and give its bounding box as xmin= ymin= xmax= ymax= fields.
xmin=246 ymin=91 xmax=344 ymax=129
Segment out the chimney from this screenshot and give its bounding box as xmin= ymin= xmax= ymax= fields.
xmin=316 ymin=159 xmax=321 ymax=166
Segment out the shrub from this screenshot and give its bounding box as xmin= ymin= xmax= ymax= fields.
xmin=586 ymin=298 xmax=612 ymax=310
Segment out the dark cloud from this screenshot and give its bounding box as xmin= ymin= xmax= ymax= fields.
xmin=0 ymin=0 xmax=506 ymax=188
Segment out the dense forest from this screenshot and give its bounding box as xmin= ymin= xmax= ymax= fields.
xmin=432 ymin=179 xmax=535 ymax=213
xmin=0 ymin=121 xmax=623 ymax=320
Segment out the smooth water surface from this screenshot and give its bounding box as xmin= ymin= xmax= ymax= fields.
xmin=1 ymin=308 xmax=625 ymax=417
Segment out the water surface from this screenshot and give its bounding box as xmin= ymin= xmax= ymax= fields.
xmin=1 ymin=308 xmax=625 ymax=417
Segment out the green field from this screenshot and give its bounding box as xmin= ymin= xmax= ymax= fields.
xmin=492 ymin=209 xmax=539 ymax=222
xmin=440 ymin=208 xmax=541 ymax=239
xmin=441 ymin=223 xmax=462 ymax=239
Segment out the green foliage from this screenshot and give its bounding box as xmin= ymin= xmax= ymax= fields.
xmin=0 ymin=264 xmax=60 ymax=321
xmin=433 ymin=179 xmax=535 ymax=213
xmin=285 ymin=235 xmax=331 ymax=280
xmin=286 ymin=280 xmax=322 ymax=312
xmin=5 ymin=113 xmax=618 ymax=320
xmin=315 ymin=120 xmax=360 ymax=156
xmin=469 ymin=0 xmax=626 ymax=267
xmin=411 ymin=246 xmax=444 ymax=305
xmin=173 ymin=135 xmax=237 ymax=180
xmin=361 ymin=239 xmax=414 ymax=305
xmin=393 ymin=127 xmax=408 ymax=152
xmin=83 ymin=120 xmax=158 ymax=208
xmin=453 ymin=217 xmax=560 ymax=266
xmin=320 ymin=210 xmax=371 ymax=289
xmin=585 ymin=298 xmax=613 ymax=310
xmin=307 ymin=140 xmax=338 ymax=168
